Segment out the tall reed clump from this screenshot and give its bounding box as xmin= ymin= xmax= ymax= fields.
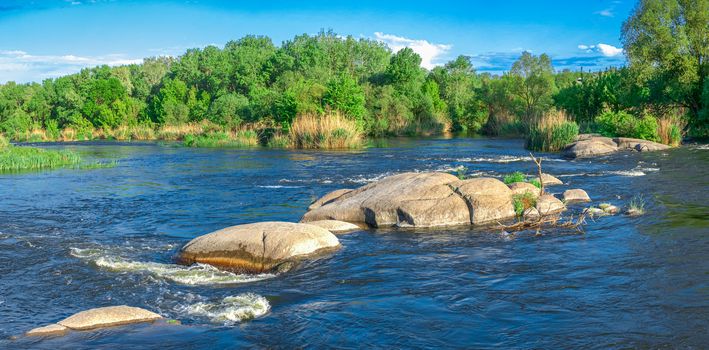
xmin=657 ymin=116 xmax=684 ymax=146
xmin=183 ymin=130 xmax=259 ymax=148
xmin=288 ymin=112 xmax=363 ymax=149
xmin=526 ymin=110 xmax=579 ymax=152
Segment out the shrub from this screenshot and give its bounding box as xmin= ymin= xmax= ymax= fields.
xmin=512 ymin=192 xmax=537 ymax=216
xmin=503 ymin=171 xmax=526 ymax=184
xmin=595 ymin=111 xmax=661 ymax=142
xmin=526 ymin=110 xmax=579 ymax=152
xmin=45 ymin=120 xmax=61 ymax=141
xmin=288 ymin=112 xmax=363 ymax=149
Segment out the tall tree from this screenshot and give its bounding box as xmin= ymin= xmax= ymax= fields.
xmin=510 ymin=52 xmax=556 ymax=122
xmin=622 ymin=0 xmax=709 ymax=130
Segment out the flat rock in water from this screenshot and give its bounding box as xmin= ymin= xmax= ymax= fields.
xmin=536 ymin=194 xmax=566 ymax=215
xmin=301 ymin=172 xmax=516 ymax=228
xmin=614 ymin=137 xmax=670 ymax=152
xmin=535 ymin=173 xmax=563 ymax=186
xmin=563 ymin=135 xmax=670 ymax=158
xmin=57 ymin=306 xmax=162 ymax=331
xmin=177 ymin=221 xmax=340 ymax=273
xmin=26 ymin=323 xmax=67 ymax=337
xmin=563 ymin=189 xmax=591 ymax=203
xmin=508 ymin=182 xmax=541 ymax=197
xmin=304 ymin=220 xmax=361 ymax=234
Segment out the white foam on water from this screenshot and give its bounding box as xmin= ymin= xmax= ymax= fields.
xmin=602 ymin=170 xmax=646 ymax=177
xmin=181 ymin=293 xmax=270 ymax=325
xmin=257 ymin=185 xmax=303 ymax=189
xmin=70 ymin=247 xmax=275 ymax=285
xmin=696 ymin=144 xmax=709 ymax=150
xmin=450 ymin=155 xmax=567 ymax=163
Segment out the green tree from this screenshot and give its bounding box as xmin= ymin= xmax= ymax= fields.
xmin=622 ymin=0 xmax=708 ymax=132
xmin=510 ymin=52 xmax=556 ymax=122
xmin=323 ymin=74 xmax=366 ymax=121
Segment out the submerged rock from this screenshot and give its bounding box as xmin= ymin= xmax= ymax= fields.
xmin=177 ymin=221 xmax=340 ymax=273
xmin=25 ymin=324 xmax=67 ymax=337
xmin=563 ymin=189 xmax=591 ymax=203
xmin=304 ymin=219 xmax=361 ymax=234
xmin=508 ymin=182 xmax=541 ymax=197
xmin=301 ymin=172 xmax=516 ymax=228
xmin=563 ymin=135 xmax=671 ymax=158
xmin=26 ymin=306 xmax=162 ymax=337
xmin=536 ymin=194 xmax=566 ymax=215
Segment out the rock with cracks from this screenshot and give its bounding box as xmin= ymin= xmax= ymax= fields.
xmin=177 ymin=221 xmax=340 ymax=273
xmin=301 ymin=172 xmax=516 ymax=228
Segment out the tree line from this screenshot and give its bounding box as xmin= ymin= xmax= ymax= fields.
xmin=0 ymin=0 xmax=706 ymax=146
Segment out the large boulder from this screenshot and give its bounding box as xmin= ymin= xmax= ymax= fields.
xmin=177 ymin=222 xmax=340 ymax=273
xmin=301 ymin=172 xmax=516 ymax=228
xmin=563 ymin=137 xmax=618 ymax=158
xmin=536 ymin=194 xmax=566 ymax=215
xmin=27 ymin=306 xmax=162 ymax=336
xmin=449 ymin=178 xmax=516 ymax=225
xmin=308 ymin=189 xmax=353 ymax=211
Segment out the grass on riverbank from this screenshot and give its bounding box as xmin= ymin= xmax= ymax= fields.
xmin=0 ymin=136 xmax=82 ymax=171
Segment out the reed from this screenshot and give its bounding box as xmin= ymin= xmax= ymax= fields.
xmin=657 ymin=116 xmax=684 ymax=146
xmin=526 ymin=110 xmax=579 ymax=152
xmin=288 ymin=112 xmax=363 ymax=149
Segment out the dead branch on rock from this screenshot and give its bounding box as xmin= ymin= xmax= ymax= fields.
xmin=529 ymin=152 xmax=544 ymax=195
xmin=498 ymin=210 xmax=588 ymax=235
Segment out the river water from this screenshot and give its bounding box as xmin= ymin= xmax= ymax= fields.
xmin=1 ymin=138 xmax=707 ymax=349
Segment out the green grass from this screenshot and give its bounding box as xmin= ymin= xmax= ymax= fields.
xmin=77 ymin=160 xmax=119 ymax=169
xmin=183 ymin=131 xmax=259 ymax=148
xmin=528 ymin=178 xmax=541 ymax=189
xmin=456 ymin=166 xmax=468 ymax=180
xmin=512 ymin=192 xmax=537 ymax=217
xmin=0 ymin=145 xmax=82 ymax=172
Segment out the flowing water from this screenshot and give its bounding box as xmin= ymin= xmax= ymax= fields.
xmin=1 ymin=138 xmax=707 ymax=349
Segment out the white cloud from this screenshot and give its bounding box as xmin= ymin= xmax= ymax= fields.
xmin=596 ymin=43 xmax=623 ymax=57
xmin=577 ymin=43 xmax=623 ymax=57
xmin=0 ymin=50 xmax=143 ymax=83
xmin=596 ymin=8 xmax=614 ymax=17
xmin=374 ymin=32 xmax=451 ymax=70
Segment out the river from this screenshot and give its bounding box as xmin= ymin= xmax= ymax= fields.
xmin=1 ymin=137 xmax=707 ymax=349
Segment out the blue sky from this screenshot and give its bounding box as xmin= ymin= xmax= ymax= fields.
xmin=0 ymin=0 xmax=634 ymax=83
